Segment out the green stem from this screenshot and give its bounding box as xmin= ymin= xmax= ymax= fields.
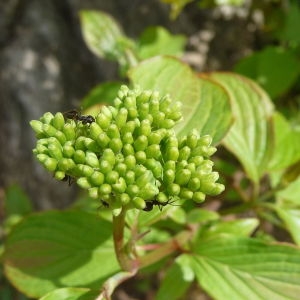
xmin=112 ymin=208 xmax=137 ymax=272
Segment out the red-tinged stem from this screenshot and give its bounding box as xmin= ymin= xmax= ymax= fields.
xmin=138 ymin=230 xmax=193 ymax=268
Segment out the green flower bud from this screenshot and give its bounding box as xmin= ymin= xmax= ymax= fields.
xmin=164 ymin=160 xmax=176 ymax=172
xmin=106 ymin=170 xmax=119 ymax=184
xmin=138 ymin=103 xmax=149 ymax=119
xmin=101 ymin=105 xmax=113 ymax=119
xmin=157 ymin=192 xmax=168 ymax=203
xmin=58 ymin=158 xmax=75 ymax=171
xmin=132 ymin=197 xmax=146 ymax=210
xmin=54 ymin=131 xmax=66 ymax=145
xmin=180 ymin=188 xmax=193 ymax=200
xmin=148 ymin=129 xmax=166 ymax=145
xmin=125 ymin=170 xmax=135 ymax=185
xmin=164 ymin=146 xmax=179 ymax=161
xmin=73 ymin=150 xmax=86 ymax=164
xmin=42 ymin=124 xmax=57 ymax=137
xmin=124 ymin=96 xmax=136 ymax=110
xmin=145 ymin=159 xmax=162 ymax=178
xmin=138 ymin=119 xmax=151 ymax=137
xmin=89 ymin=171 xmax=104 ymax=186
xmin=149 ymin=98 xmax=160 ymax=114
xmin=136 ymin=170 xmax=154 ymax=187
xmin=75 ymin=136 xmax=86 ymax=151
xmin=188 ymin=177 xmax=201 ymax=191
xmin=44 ymin=157 xmax=58 ymax=171
xmin=97 ymin=132 xmax=110 ymax=148
xmin=89 ymin=122 xmax=103 ymax=140
xmin=107 ymin=124 xmax=120 ymax=139
xmin=77 ymin=164 xmax=94 ymax=177
xmin=119 ymin=193 xmax=130 ymax=205
xmin=188 ymin=156 xmax=204 ymax=166
xmin=109 ymin=138 xmax=123 ymax=153
xmin=85 ymin=151 xmax=100 ymax=168
xmin=153 ymin=111 xmax=165 ymax=127
xmin=198 ymin=135 xmax=212 ymax=147
xmin=207 ymin=183 xmax=225 ymax=195
xmin=159 ymin=95 xmax=172 ymax=112
xmin=77 ymin=177 xmax=91 ymax=189
xmin=128 ymin=107 xmax=137 ymax=119
xmin=99 ymin=159 xmax=113 ymax=174
xmin=96 ymin=113 xmax=111 ymax=129
xmin=36 ymin=144 xmax=48 ymax=154
xmin=122 ymin=132 xmax=134 ymax=144
xmin=160 ymin=119 xmax=175 ymax=129
xmin=40 ymin=112 xmax=54 ymax=124
xmin=167 ymin=183 xmax=181 ymax=196
xmin=193 ymin=192 xmax=206 ymax=203
xmin=186 ymin=130 xmax=199 ymax=149
xmin=84 ymin=138 xmax=99 ymax=152
xmin=63 ymin=142 xmax=75 ymax=158
xmin=88 ymin=187 xmax=99 ymax=199
xmin=145 ymin=144 xmax=160 ymax=159
xmin=30 ymin=120 xmax=44 ymax=135
xmin=120 ymin=120 xmax=136 ymax=135
xmin=124 ymin=155 xmax=136 ymax=170
xmin=36 ymin=153 xmax=48 ymax=163
xmin=115 ymin=107 xmax=128 ymax=128
xmin=99 ymin=183 xmax=112 ymax=196
xmin=163 ymin=169 xmax=175 ymax=184
xmin=126 ymin=184 xmax=139 ymax=198
xmin=133 ymin=135 xmax=148 ymax=151
xmin=112 ymin=177 xmax=127 ymax=193
xmin=186 ymin=163 xmax=196 ymax=173
xmin=175 ymin=169 xmax=191 ymax=186
xmin=48 ymin=143 xmax=63 ymax=160
xmin=51 ymin=112 xmax=65 ymax=130
xmin=54 ymin=171 xmax=65 ymax=180
xmin=139 ymin=182 xmax=159 ymax=200
xmin=178 ymin=146 xmax=191 ymax=161
xmin=135 ymin=151 xmax=147 ymax=164
xmin=136 ymin=90 xmax=152 ymax=105
xmin=62 ymin=123 xmax=76 ymax=141
xmin=123 ymin=144 xmax=135 ymax=156
xmin=115 ymin=162 xmax=127 ymax=177
xmin=102 ymin=149 xmax=116 ymax=166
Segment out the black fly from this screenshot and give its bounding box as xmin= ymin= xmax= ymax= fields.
xmin=143 ymin=198 xmax=178 ymax=212
xmin=64 ymin=109 xmax=95 ymax=125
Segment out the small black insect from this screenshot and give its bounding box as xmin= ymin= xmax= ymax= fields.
xmin=143 ymin=198 xmax=177 ymax=212
xmin=61 ymin=175 xmax=74 ymax=186
xmin=101 ymin=199 xmax=110 ymax=208
xmin=64 ymin=109 xmax=95 ymax=125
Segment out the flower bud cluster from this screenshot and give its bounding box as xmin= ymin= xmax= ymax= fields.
xmin=30 ymin=85 xmax=224 ymax=211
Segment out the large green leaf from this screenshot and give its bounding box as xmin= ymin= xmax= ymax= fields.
xmin=235 ymin=46 xmax=300 ymax=98
xmin=268 ymin=112 xmax=300 ymax=171
xmin=209 ymin=73 xmax=274 ymax=183
xmin=276 ymin=176 xmax=300 ymax=205
xmin=200 ymin=218 xmax=259 ymax=239
xmin=80 ymin=10 xmax=137 ymax=68
xmin=4 ymin=211 xmax=119 ymax=298
xmin=189 ymin=235 xmax=300 ymax=300
xmin=128 ymin=56 xmax=232 ymax=145
xmin=155 ymin=257 xmax=192 ymax=300
xmin=137 ymin=26 xmax=186 ymax=59
xmin=276 ymin=208 xmax=300 ymax=246
xmin=40 ymin=287 xmax=98 ymax=300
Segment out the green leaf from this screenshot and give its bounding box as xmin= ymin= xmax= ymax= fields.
xmin=209 ymin=73 xmax=274 ymax=183
xmin=235 ymin=46 xmax=300 ymax=98
xmin=268 ymin=112 xmax=300 ymax=171
xmin=189 ymin=235 xmax=300 ymax=300
xmin=40 ymin=287 xmax=98 ymax=300
xmin=137 ymin=26 xmax=186 ymax=59
xmin=276 ymin=208 xmax=300 ymax=246
xmin=128 ymin=56 xmax=232 ymax=145
xmin=5 ymin=184 xmax=32 ymax=217
xmin=81 ymin=82 xmax=123 ymax=109
xmin=79 ymin=10 xmax=137 ymax=68
xmin=186 ymin=208 xmax=219 ymax=224
xmin=201 ymin=218 xmax=259 ymax=239
xmin=4 ymin=211 xmax=119 ymax=298
xmin=155 ymin=257 xmax=191 ymax=300
xmin=277 ymin=176 xmax=300 ymax=205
